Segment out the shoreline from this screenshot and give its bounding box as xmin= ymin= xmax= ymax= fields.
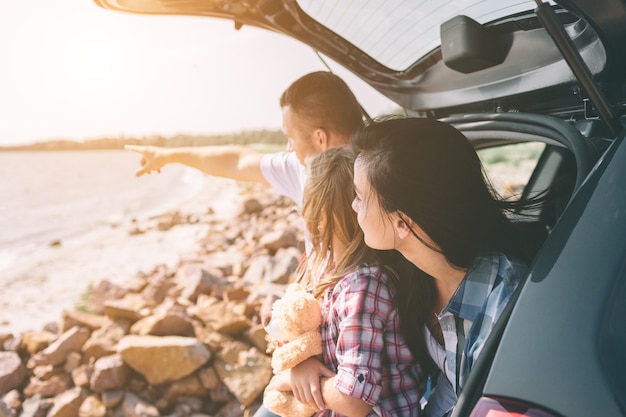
xmin=0 ymin=175 xmax=243 ymax=336
xmin=0 ymin=159 xmax=206 ymax=259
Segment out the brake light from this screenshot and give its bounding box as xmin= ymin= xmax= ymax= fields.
xmin=470 ymin=397 xmax=561 ymax=417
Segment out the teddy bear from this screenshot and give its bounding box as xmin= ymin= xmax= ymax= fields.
xmin=262 ymin=282 xmax=323 ymax=417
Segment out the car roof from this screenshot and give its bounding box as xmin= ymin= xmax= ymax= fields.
xmin=92 ymin=0 xmax=626 ymax=117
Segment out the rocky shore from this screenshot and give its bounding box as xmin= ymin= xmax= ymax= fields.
xmin=0 ymin=182 xmax=305 ymax=417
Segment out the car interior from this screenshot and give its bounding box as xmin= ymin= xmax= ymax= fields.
xmin=424 ymin=3 xmax=621 ymax=264
xmin=442 ymin=113 xmax=599 ymax=260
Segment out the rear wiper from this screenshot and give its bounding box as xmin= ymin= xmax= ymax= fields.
xmin=535 ymin=0 xmax=622 ymax=136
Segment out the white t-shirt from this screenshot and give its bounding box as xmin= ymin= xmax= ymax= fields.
xmin=260 ymin=151 xmax=307 ymax=207
xmin=260 ymin=151 xmax=310 ymax=252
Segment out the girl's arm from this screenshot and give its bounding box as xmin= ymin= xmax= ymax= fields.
xmin=319 ymin=376 xmax=373 ymax=417
xmin=319 ymin=267 xmax=397 ymax=416
xmin=290 ymin=358 xmax=373 ymax=417
xmin=290 ymin=357 xmax=336 ymax=411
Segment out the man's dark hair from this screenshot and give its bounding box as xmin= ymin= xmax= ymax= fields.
xmin=280 ymin=71 xmax=364 ymax=136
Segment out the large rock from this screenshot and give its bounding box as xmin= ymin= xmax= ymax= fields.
xmin=59 ymin=310 xmax=108 ymax=334
xmin=78 ymin=395 xmax=106 ymax=417
xmin=21 ymin=331 xmax=56 ymax=356
xmin=176 ymin=264 xmax=230 ymax=302
xmin=47 ymin=386 xmax=86 ymax=417
xmin=140 ymin=273 xmax=175 ymax=305
xmin=27 ymin=326 xmax=90 ymax=368
xmin=63 ymin=352 xmax=83 ymax=373
xmin=101 ymin=389 xmax=124 ymax=408
xmin=191 ymin=295 xmax=251 ymax=336
xmin=20 ymin=394 xmax=49 ymax=417
xmin=23 ymin=374 xmax=71 ymax=398
xmin=200 ymin=251 xmax=247 ymax=277
xmin=0 ymin=352 xmax=26 ymax=394
xmin=84 ymin=280 xmax=128 ymax=315
xmin=242 ymin=198 xmax=263 ymax=215
xmin=266 ymin=247 xmax=301 ymax=284
xmin=70 ymin=364 xmax=92 ymax=388
xmin=82 ymin=320 xmax=127 ymax=360
xmin=259 ymin=228 xmax=299 ymax=252
xmin=31 ymin=364 xmax=63 ymax=380
xmin=89 ymin=354 xmax=130 ymax=393
xmin=0 ymin=398 xmax=13 ymax=417
xmin=196 ymin=367 xmax=220 ymax=390
xmin=121 ymin=392 xmax=159 ymax=417
xmin=162 ymin=374 xmax=206 ymax=402
xmin=2 ymin=389 xmax=20 ymax=410
xmin=117 ymin=336 xmax=211 ymax=385
xmin=103 ymin=294 xmax=150 ymax=323
xmin=242 ymin=255 xmax=274 ymax=285
xmin=129 ymin=313 xmax=193 ymax=337
xmin=213 ymin=346 xmax=272 ymax=407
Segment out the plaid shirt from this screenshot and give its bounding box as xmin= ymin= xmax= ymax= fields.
xmin=318 ymin=265 xmax=422 ymax=417
xmin=424 ymin=254 xmax=527 ymax=417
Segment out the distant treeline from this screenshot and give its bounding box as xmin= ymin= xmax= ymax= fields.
xmin=0 ymin=129 xmax=287 ymax=151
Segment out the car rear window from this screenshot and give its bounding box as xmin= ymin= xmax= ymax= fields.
xmin=296 ymin=0 xmax=556 ymax=70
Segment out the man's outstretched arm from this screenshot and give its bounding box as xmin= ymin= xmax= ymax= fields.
xmin=124 ymin=145 xmax=269 ymax=185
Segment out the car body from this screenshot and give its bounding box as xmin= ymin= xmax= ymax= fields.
xmin=92 ymin=1 xmax=626 ymax=416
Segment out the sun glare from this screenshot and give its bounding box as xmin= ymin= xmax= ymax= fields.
xmin=61 ymin=30 xmax=127 ymax=96
xmin=78 ymin=42 xmax=113 ymax=81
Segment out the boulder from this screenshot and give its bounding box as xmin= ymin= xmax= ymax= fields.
xmin=0 ymin=352 xmax=26 ymax=395
xmin=27 ymin=327 xmax=90 ymax=368
xmin=117 ymin=336 xmax=211 ymax=385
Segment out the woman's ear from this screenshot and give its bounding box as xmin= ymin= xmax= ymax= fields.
xmin=393 ymin=211 xmax=413 ymax=240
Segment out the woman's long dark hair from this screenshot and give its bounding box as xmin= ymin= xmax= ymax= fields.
xmin=351 ymin=117 xmax=541 ymax=374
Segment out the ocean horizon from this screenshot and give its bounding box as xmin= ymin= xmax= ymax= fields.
xmin=0 ymin=150 xmax=205 ymax=272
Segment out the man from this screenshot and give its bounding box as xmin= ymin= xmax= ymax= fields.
xmin=125 ymin=71 xmax=364 ymax=212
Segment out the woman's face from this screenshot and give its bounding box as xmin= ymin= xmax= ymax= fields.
xmin=352 ymin=158 xmax=397 ymax=250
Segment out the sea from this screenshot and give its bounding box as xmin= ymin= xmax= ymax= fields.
xmin=0 ymin=150 xmax=206 ymax=272
xmin=0 ymin=149 xmax=241 ymax=334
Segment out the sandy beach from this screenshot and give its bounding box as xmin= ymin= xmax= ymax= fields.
xmin=0 ymin=175 xmax=244 ymax=336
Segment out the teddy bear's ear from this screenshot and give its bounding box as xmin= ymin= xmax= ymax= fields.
xmin=286 ymin=282 xmax=304 ymax=294
xmin=264 ymin=315 xmax=285 ymax=340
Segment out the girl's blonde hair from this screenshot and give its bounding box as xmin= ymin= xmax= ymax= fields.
xmin=299 ymin=146 xmax=375 ymax=298
xmin=301 ymin=145 xmax=425 ymax=369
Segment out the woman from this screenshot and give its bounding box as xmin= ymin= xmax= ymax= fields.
xmin=265 ymin=146 xmax=423 ymax=417
xmin=351 ymin=117 xmax=534 ymax=417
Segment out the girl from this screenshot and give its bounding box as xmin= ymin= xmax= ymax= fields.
xmin=351 ymin=117 xmax=535 ymax=417
xmin=265 ymin=146 xmax=423 ymax=417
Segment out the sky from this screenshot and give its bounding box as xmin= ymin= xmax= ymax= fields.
xmin=0 ymin=0 xmax=397 ymax=146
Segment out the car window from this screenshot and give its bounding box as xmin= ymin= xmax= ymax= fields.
xmin=296 ymin=0 xmax=556 ymax=70
xmin=478 ymin=142 xmax=545 ymax=200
